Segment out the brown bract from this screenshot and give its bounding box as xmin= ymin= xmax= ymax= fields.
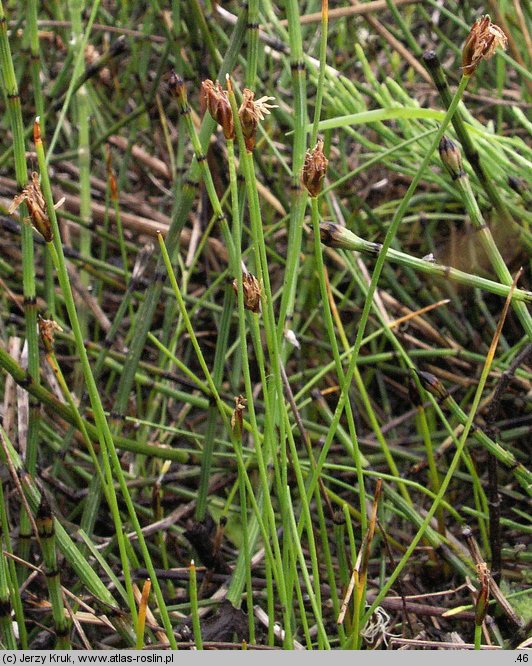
xmin=238 ymin=88 xmax=277 ymax=152
xmin=201 ymin=79 xmax=235 ymax=140
xmin=38 ymin=316 xmax=63 ymax=354
xmin=302 ymin=139 xmax=328 ymax=197
xmin=231 ymin=395 xmax=247 ymax=439
xmin=233 ymin=273 xmax=262 ymax=314
xmin=474 ymin=562 xmax=491 ymax=625
xmin=9 ymin=172 xmax=53 ymax=242
xmin=462 ymin=15 xmax=507 ymax=76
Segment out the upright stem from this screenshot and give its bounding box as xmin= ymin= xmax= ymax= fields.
xmin=277 ymin=0 xmax=308 ymax=347
xmin=34 ymin=121 xmax=178 ymax=648
xmin=306 ymin=76 xmax=471 ymax=503
xmin=423 ymin=51 xmax=519 ymax=230
xmin=0 ymin=0 xmax=40 ymax=580
xmin=69 ymin=0 xmax=93 ymax=372
xmin=311 ymin=199 xmax=367 ymax=529
xmin=449 ymin=159 xmax=532 ymax=339
xmin=112 ymin=6 xmax=248 ymax=417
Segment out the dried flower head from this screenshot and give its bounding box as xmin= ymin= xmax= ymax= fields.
xmin=201 ymin=79 xmax=234 ymax=140
xmin=238 ymin=88 xmax=277 ymax=152
xmin=9 ymin=172 xmax=53 ymax=242
xmin=462 ymin=15 xmax=507 ymax=76
xmin=231 ymin=395 xmax=247 ymax=439
xmin=475 ymin=562 xmax=491 ymax=626
xmin=38 ymin=315 xmax=63 ymax=354
xmin=233 ymin=272 xmax=262 ymax=314
xmin=302 ymin=139 xmax=328 ymax=197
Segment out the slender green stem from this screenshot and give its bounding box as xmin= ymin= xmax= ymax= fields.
xmin=448 ymin=155 xmax=532 ymax=339
xmin=0 ymin=426 xmax=136 ymax=643
xmin=69 ymin=0 xmax=92 ymax=346
xmin=0 ymin=485 xmax=17 ymax=649
xmin=320 ymin=222 xmax=532 ymax=303
xmin=286 ymin=488 xmax=330 ymax=648
xmin=35 ymin=122 xmax=178 ymax=647
xmin=423 ymin=51 xmax=519 ymax=229
xmin=225 ymin=137 xmax=272 ymax=609
xmin=362 ymin=291 xmax=518 ymax=626
xmin=35 ymin=498 xmax=71 ymax=649
xmin=474 ymin=623 xmax=482 ymax=650
xmin=112 ymin=6 xmax=248 ymax=416
xmin=43 ymin=344 xmax=108 ymax=495
xmin=277 ymin=0 xmax=308 ymax=346
xmin=0 ymin=0 xmax=41 ymax=583
xmin=189 ymin=561 xmax=203 ymax=649
xmin=45 ymin=0 xmax=101 ymax=161
xmin=245 ymin=0 xmax=259 ymax=88
xmin=419 ymin=374 xmax=532 ymax=493
xmin=310 ymin=0 xmax=328 ymax=146
xmin=417 ymin=406 xmax=445 ymax=533
xmin=0 ymin=343 xmax=190 ymax=462
xmin=310 ymin=199 xmax=367 ymax=528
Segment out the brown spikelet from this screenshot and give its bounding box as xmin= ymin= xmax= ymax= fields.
xmin=201 ymin=79 xmax=235 ymax=140
xmin=9 ymin=172 xmax=53 ymax=242
xmin=302 ymin=139 xmax=328 ymax=197
xmin=233 ymin=273 xmax=262 ymax=314
xmin=238 ymin=89 xmax=277 ymax=152
xmin=462 ymin=15 xmax=507 ymax=76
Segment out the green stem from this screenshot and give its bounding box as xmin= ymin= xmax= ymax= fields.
xmin=0 ymin=0 xmax=40 ymax=582
xmin=112 ymin=6 xmax=248 ymax=417
xmin=277 ymin=0 xmax=308 ymax=346
xmin=423 ymin=51 xmax=518 ymax=229
xmin=0 ymin=486 xmax=17 ymax=649
xmin=474 ymin=623 xmax=482 ymax=650
xmin=361 ymin=295 xmax=505 ymax=627
xmin=189 ymin=561 xmax=203 ymax=649
xmin=310 ymin=198 xmax=367 ymax=528
xmin=450 ymin=161 xmax=532 ymax=339
xmin=0 ymin=426 xmax=135 ymax=644
xmin=35 ymin=123 xmax=178 ymax=647
xmin=35 ymin=499 xmax=71 ymax=649
xmin=320 ymin=222 xmax=532 ymax=303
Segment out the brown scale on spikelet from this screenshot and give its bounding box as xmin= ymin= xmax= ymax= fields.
xmin=302 ymin=139 xmax=328 ymax=197
xmin=238 ymin=89 xmax=277 ymax=152
xmin=462 ymin=15 xmax=507 ymax=76
xmin=9 ymin=172 xmax=53 ymax=242
xmin=201 ymin=79 xmax=235 ymax=140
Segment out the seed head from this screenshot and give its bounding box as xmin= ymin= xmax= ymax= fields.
xmin=38 ymin=315 xmax=63 ymax=354
xmin=462 ymin=15 xmax=507 ymax=76
xmin=475 ymin=562 xmax=491 ymax=626
xmin=233 ymin=273 xmax=262 ymax=314
xmin=302 ymin=139 xmax=328 ymax=197
xmin=439 ymin=136 xmax=464 ymax=180
xmin=9 ymin=172 xmax=53 ymax=242
xmin=201 ymin=79 xmax=235 ymax=140
xmin=231 ymin=395 xmax=247 ymax=439
xmin=238 ymin=89 xmax=277 ymax=152
xmin=416 ymin=370 xmax=449 ymax=402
